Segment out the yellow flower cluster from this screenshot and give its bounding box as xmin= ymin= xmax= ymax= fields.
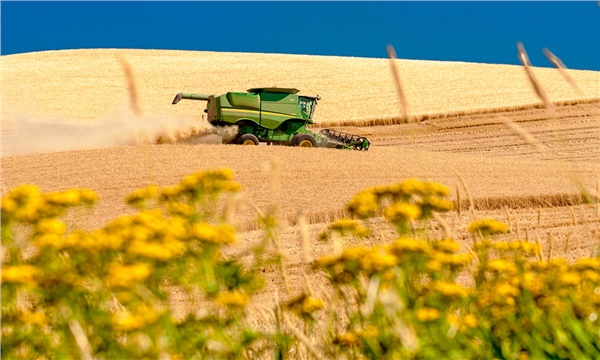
xmin=428 ymin=281 xmax=471 ymax=299
xmin=387 ymin=237 xmax=431 ymax=255
xmin=383 ymin=203 xmax=421 ymax=224
xmin=372 ymin=179 xmax=450 ymax=199
xmin=217 ymin=290 xmax=251 ymax=308
xmin=468 ymin=218 xmax=509 ymax=236
xmin=166 ymin=202 xmax=196 ymax=217
xmin=329 ymin=219 xmax=370 ymax=237
xmin=317 ymin=237 xmax=472 ymax=283
xmin=105 ymin=210 xmax=187 ymax=260
xmin=2 ymin=265 xmax=39 ymax=286
xmin=346 ymin=179 xmax=453 ymax=224
xmin=286 ymin=293 xmax=324 ymax=318
xmin=107 ymin=262 xmax=152 ymax=288
xmin=125 ymin=185 xmax=159 ymax=208
xmin=474 ymin=239 xmax=540 ymax=257
xmin=160 ymin=168 xmax=241 ymax=203
xmin=317 ymin=246 xmax=397 ymax=278
xmin=334 ymin=333 xmax=358 ymax=347
xmin=485 ymin=259 xmax=519 ymax=275
xmin=112 ymin=307 xmax=159 ymax=332
xmin=346 ymin=190 xmax=379 ymax=219
xmin=427 ymin=252 xmax=473 ymax=272
xmin=2 ymin=185 xmax=97 ymax=223
xmin=431 ymin=239 xmax=461 ymax=254
xmin=19 ymin=310 xmax=47 ymax=326
xmin=191 ymin=222 xmax=237 ymax=245
xmin=447 ymin=313 xmax=478 ymax=331
xmin=416 ymin=307 xmax=440 ymax=322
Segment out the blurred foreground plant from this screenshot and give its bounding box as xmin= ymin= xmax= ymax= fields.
xmin=2 ymin=173 xmax=599 ymax=359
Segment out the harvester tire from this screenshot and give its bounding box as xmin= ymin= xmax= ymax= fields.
xmin=291 ymin=134 xmax=317 ymax=148
xmin=237 ymin=134 xmax=259 ymax=146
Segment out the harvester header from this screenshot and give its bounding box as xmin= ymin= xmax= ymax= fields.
xmin=172 ymin=87 xmax=369 ymax=150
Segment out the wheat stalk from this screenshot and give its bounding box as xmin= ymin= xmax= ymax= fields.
xmin=543 ymin=48 xmax=583 ymax=95
xmin=387 ymin=45 xmax=411 ymax=122
xmin=297 ymin=210 xmax=311 ymax=263
xmin=455 ymin=172 xmax=475 ymax=219
xmin=456 ymin=186 xmax=462 ymax=219
xmin=116 ymin=53 xmax=142 ymax=118
xmin=500 ymin=116 xmax=548 ymax=155
xmin=283 ymin=317 xmax=324 ymax=360
xmin=517 ymin=42 xmax=555 ymax=112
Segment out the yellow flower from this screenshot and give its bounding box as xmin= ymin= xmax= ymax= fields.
xmin=559 ymin=272 xmax=581 ymax=286
xmin=383 ymin=203 xmax=422 ymax=223
xmin=5 ymin=185 xmax=44 ymax=222
xmin=434 ymin=253 xmax=473 ymax=267
xmin=127 ymin=239 xmax=185 ymax=261
xmin=160 ymin=185 xmax=184 ymax=201
xmin=179 ymin=168 xmax=240 ymax=194
xmin=166 ymin=202 xmax=196 ymax=217
xmin=576 ymin=257 xmax=600 ymax=271
xmin=19 ymin=311 xmax=47 ymax=326
xmin=416 ymin=308 xmax=440 ymax=322
xmin=112 ymin=307 xmax=159 ymax=332
xmin=35 ymin=219 xmax=67 ymax=235
xmin=468 ymin=218 xmax=509 ymax=236
xmin=107 ymin=263 xmax=152 ymax=288
xmin=398 ymin=179 xmax=427 ymax=196
xmin=431 ymin=239 xmax=460 ymax=254
xmin=426 ymin=260 xmax=443 ymax=272
xmin=359 ymin=248 xmax=398 ymax=273
xmin=463 ymin=314 xmax=478 ymax=328
xmin=191 ymin=222 xmax=236 ymax=245
xmin=316 ymin=254 xmax=342 ymax=268
xmin=421 ymin=196 xmax=454 ymax=212
xmin=45 ymin=189 xmax=96 ymax=207
xmin=34 ymin=233 xmax=64 ymax=249
xmin=126 ymin=185 xmax=158 ymax=207
xmin=341 ymin=246 xmax=370 ymax=262
xmin=329 ymin=219 xmax=370 ymax=237
xmin=217 ymin=291 xmax=251 ymax=308
xmin=358 ymin=325 xmax=379 ymax=338
xmin=582 ymin=270 xmax=600 ymax=282
xmin=387 ymin=237 xmax=431 ymax=255
xmin=347 ymin=190 xmax=379 ymax=219
xmin=286 ymin=294 xmax=324 ymax=317
xmin=335 ymin=333 xmax=357 ymax=346
xmin=2 ymin=265 xmax=38 ymax=286
xmin=1 ymin=196 xmax=18 ymax=214
xmin=495 ymin=283 xmax=520 ymax=298
xmin=301 ymin=297 xmax=324 ymax=313
xmin=431 ymin=281 xmax=470 ymax=298
xmin=486 ymin=259 xmax=518 ymax=274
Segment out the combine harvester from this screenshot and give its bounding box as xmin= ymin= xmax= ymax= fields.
xmin=172 ymin=87 xmax=370 ymax=150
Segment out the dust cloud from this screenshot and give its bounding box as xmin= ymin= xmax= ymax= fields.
xmin=1 ymin=106 xmax=236 ymax=157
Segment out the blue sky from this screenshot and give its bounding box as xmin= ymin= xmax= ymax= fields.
xmin=1 ymin=1 xmax=599 ymax=70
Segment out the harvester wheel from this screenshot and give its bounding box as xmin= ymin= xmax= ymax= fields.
xmin=291 ymin=134 xmax=317 ymax=148
xmin=237 ymin=134 xmax=259 ymax=146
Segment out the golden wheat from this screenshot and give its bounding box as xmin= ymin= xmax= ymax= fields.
xmin=2 ymin=49 xmax=599 ymax=126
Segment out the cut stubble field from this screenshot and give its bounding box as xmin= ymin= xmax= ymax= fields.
xmin=2 ymin=49 xmax=600 ymax=303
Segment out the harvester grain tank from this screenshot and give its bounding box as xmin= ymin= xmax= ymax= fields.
xmin=172 ymin=87 xmax=370 ymax=150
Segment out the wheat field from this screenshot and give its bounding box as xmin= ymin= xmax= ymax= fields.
xmin=2 ymin=49 xmax=600 ymax=302
xmin=2 ymin=49 xmax=599 ymax=125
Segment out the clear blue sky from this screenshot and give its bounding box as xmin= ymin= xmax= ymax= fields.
xmin=1 ymin=1 xmax=599 ymax=70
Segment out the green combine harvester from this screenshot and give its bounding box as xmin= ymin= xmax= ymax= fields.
xmin=172 ymin=87 xmax=370 ymax=150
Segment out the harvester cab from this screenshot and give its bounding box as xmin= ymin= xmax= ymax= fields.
xmin=172 ymin=87 xmax=370 ymax=150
